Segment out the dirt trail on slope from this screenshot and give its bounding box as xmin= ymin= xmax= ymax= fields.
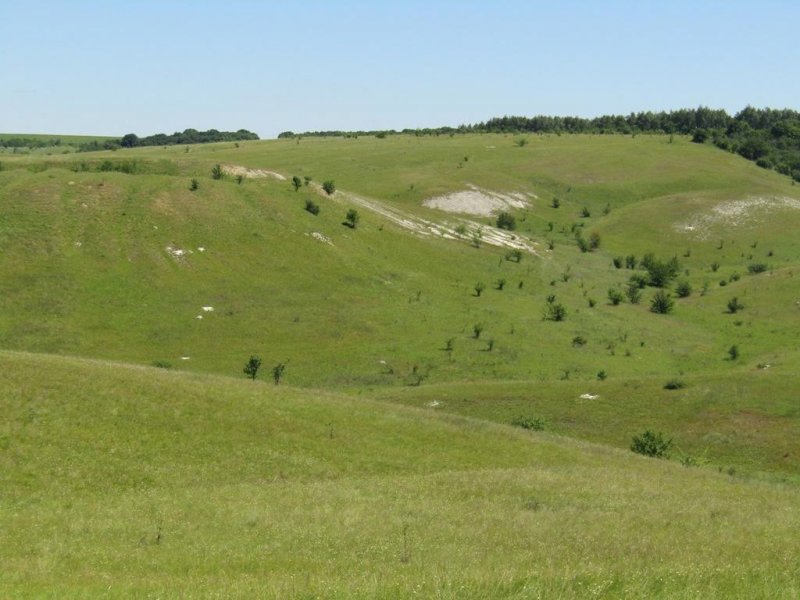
xmin=318 ymin=185 xmax=540 ymax=254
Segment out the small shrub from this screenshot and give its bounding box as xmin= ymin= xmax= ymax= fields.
xmin=505 ymin=249 xmax=523 ymax=262
xmin=597 ymin=370 xmax=607 ymax=381
xmin=485 ymin=338 xmax=495 ymax=351
xmin=625 ymin=255 xmax=637 ymax=269
xmin=711 ymin=262 xmax=720 ymax=272
xmin=675 ymin=280 xmax=692 ymax=298
xmin=511 ymin=416 xmax=544 ymax=431
xmin=189 ymin=178 xmax=199 ymax=191
xmin=631 ymin=430 xmax=672 ymax=458
xmin=471 ymin=229 xmax=483 ymax=248
xmin=576 ymin=235 xmax=590 ymax=253
xmin=727 ymin=297 xmax=744 ymax=314
xmin=551 ymin=197 xmax=560 ymax=209
xmin=728 ymin=344 xmax=739 ymax=360
xmin=408 ymin=365 xmax=427 ymax=386
xmin=236 ymin=174 xmax=244 ymax=184
xmin=211 ymin=164 xmax=223 ymax=180
xmin=152 ymin=360 xmax=172 ymax=369
xmin=608 ymin=288 xmax=624 ymax=305
xmin=572 ymin=335 xmax=587 ymax=347
xmin=664 ymin=378 xmax=685 ymax=390
xmin=612 ymin=257 xmax=623 ymax=269
xmin=748 ymin=263 xmax=768 ymax=274
xmin=629 ymin=273 xmax=648 ymax=289
xmin=322 ymin=180 xmax=336 ymax=195
xmin=271 ymin=362 xmax=286 ymax=385
xmin=496 ymin=211 xmax=516 ymax=230
xmin=495 ymin=278 xmax=506 ymax=291
xmin=692 ymin=129 xmax=708 ymax=143
xmin=580 ymin=206 xmax=591 ymax=218
xmin=588 ymin=231 xmax=601 ymax=250
xmin=729 ymin=272 xmax=740 ymax=282
xmin=587 ymin=298 xmax=597 ymax=308
xmin=304 ymin=175 xmax=312 ymax=186
xmin=304 ymin=199 xmax=320 ymax=215
xmin=625 ymin=285 xmax=642 ymax=304
xmin=292 ymin=175 xmax=302 ymax=191
xmin=545 ymin=302 xmax=567 ymax=321
xmin=644 ymin=254 xmax=680 ymax=287
xmin=650 ymin=290 xmax=674 ymax=314
xmin=472 ymin=323 xmax=483 ymax=339
xmin=515 ymin=138 xmax=528 ymax=147
xmin=474 ymin=282 xmax=486 ymax=297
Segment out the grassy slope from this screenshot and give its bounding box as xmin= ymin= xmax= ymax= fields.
xmin=2 ymin=350 xmax=800 ymax=598
xmin=1 ymin=134 xmax=800 ymax=479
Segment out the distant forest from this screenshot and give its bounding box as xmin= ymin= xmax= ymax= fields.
xmin=99 ymin=128 xmax=259 ymax=151
xmin=279 ymin=107 xmax=800 ymax=182
xmin=0 ymin=128 xmax=259 ymax=153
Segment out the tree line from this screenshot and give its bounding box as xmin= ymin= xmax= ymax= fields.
xmin=0 ymin=137 xmax=70 ymax=149
xmin=1 ymin=128 xmax=259 ymax=153
xmin=106 ymin=128 xmax=259 ymax=151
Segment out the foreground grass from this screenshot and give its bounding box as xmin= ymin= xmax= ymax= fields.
xmin=2 ymin=351 xmax=800 ymax=598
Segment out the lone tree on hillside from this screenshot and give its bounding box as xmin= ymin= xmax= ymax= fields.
xmin=243 ymin=355 xmax=262 ymax=380
xmin=271 ymin=361 xmax=286 ymax=385
xmin=345 ymin=208 xmax=359 ymax=228
xmin=292 ymin=176 xmax=302 ymax=191
xmin=322 ymin=180 xmax=336 ymax=195
xmin=211 ymin=164 xmax=224 ymax=180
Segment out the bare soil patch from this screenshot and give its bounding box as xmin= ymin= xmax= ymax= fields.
xmin=676 ymin=196 xmax=800 ymax=238
xmin=423 ymin=184 xmax=533 ymax=216
xmin=222 ymin=165 xmax=286 ymax=180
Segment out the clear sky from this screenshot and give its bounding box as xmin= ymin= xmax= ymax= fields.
xmin=1 ymin=0 xmax=798 ymax=138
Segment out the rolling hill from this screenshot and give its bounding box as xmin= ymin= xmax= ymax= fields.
xmin=1 ymin=132 xmax=799 ymax=596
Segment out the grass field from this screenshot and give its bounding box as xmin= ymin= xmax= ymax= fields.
xmin=1 ymin=132 xmax=799 ymax=596
xmin=2 ymin=351 xmax=800 ymax=598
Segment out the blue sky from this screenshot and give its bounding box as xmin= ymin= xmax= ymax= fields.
xmin=1 ymin=0 xmax=797 ymax=138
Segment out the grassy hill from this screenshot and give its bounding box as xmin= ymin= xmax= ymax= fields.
xmin=2 ymin=351 xmax=799 ymax=598
xmin=2 ymin=132 xmax=800 ymax=595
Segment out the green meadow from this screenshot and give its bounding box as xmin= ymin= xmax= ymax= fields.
xmin=1 ymin=132 xmax=800 ymax=596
